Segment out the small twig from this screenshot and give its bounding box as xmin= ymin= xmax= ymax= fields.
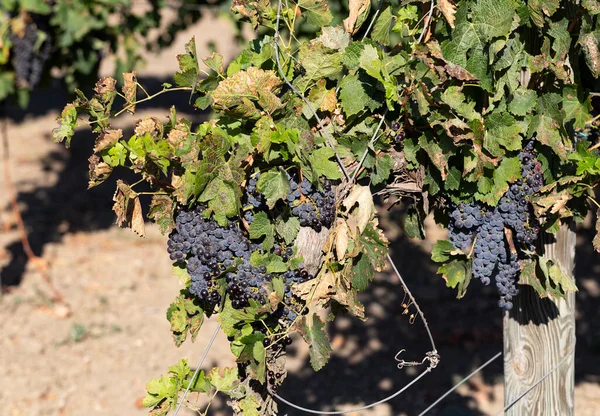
xmin=0 ymin=111 xmax=66 ymax=304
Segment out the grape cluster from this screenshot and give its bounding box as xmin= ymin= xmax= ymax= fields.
xmin=243 ymin=174 xmax=266 ymax=224
xmin=9 ymin=14 xmax=52 ymax=89
xmin=287 ymin=174 xmax=335 ymax=232
xmin=447 ymin=143 xmax=544 ymax=309
xmin=167 ymin=205 xmax=261 ymax=305
xmin=225 ymin=261 xmax=270 ymax=309
xmin=168 ymin=206 xmax=317 ymax=313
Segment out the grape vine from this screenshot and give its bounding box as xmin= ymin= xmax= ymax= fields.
xmin=53 ymin=0 xmax=600 ymax=414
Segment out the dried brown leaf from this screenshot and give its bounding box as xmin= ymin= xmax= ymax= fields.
xmin=112 ymin=180 xmax=145 ymax=237
xmin=88 ymin=154 xmax=112 ymax=188
xmin=122 ymin=72 xmax=137 ymax=114
xmin=344 ymin=0 xmax=371 ymax=34
xmin=438 ymin=0 xmax=457 ymax=28
xmin=594 ymin=209 xmax=600 ymax=253
xmin=93 ymin=128 xmax=122 ymax=152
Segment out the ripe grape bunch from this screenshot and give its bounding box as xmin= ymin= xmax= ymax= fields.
xmin=167 ymin=205 xmax=314 ymax=319
xmin=244 ymin=171 xmax=336 ymax=232
xmin=448 ymin=142 xmax=543 ymax=309
xmin=9 ymin=12 xmax=52 ymax=89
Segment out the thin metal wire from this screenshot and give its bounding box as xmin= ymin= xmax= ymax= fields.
xmin=269 ymin=366 xmax=433 ymax=415
xmin=173 ymin=322 xmax=222 ymax=416
xmin=493 ymin=346 xmax=573 ymax=416
xmin=361 ymin=0 xmax=386 ymax=41
xmin=273 ymin=0 xmax=351 ymax=180
xmin=386 ymin=253 xmax=437 ymax=354
xmin=351 ymin=108 xmax=389 ymax=183
xmin=417 ymin=352 xmax=502 ymax=416
xmin=416 ymin=0 xmax=435 ymax=44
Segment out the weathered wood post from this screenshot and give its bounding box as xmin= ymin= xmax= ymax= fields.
xmin=503 ymin=224 xmax=576 ymax=414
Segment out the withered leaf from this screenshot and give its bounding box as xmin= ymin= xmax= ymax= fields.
xmin=122 ymin=72 xmax=137 ymax=114
xmin=112 ymin=180 xmax=145 ymax=237
xmin=94 ymin=129 xmax=123 ymax=153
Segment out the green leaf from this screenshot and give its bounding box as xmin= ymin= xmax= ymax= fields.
xmin=297 ymin=41 xmax=343 ymax=91
xmin=562 ymin=85 xmax=591 ymax=130
xmin=438 ymin=258 xmax=470 ymax=295
xmin=311 ymin=147 xmax=342 ymax=180
xmin=208 ymin=367 xmax=239 ymax=393
xmin=441 ymin=86 xmax=480 ymax=121
xmin=239 ymin=395 xmax=261 ymax=416
xmin=372 ymin=154 xmax=393 ymax=186
xmin=537 ymin=255 xmax=578 ymax=296
xmin=249 ymin=211 xmax=275 ymax=250
xmin=371 ymin=6 xmax=394 ymax=45
xmin=53 ymin=103 xmax=79 ymax=147
xmin=174 ymin=37 xmax=200 ymax=88
xmin=198 ymin=177 xmax=239 ymax=225
xmin=445 ymin=166 xmax=462 ymax=191
xmin=477 ymin=156 xmax=522 ymax=205
xmin=508 ymin=88 xmax=537 ymax=116
xmin=256 ymin=169 xmax=290 ymax=208
xmin=432 ymin=240 xmax=463 ymax=262
xmin=351 ymin=253 xmax=373 ymax=291
xmin=298 ymin=0 xmax=333 ymax=27
xmin=339 ymin=73 xmax=381 ymax=117
xmin=484 ymin=112 xmax=522 ymax=156
xmin=359 ymin=222 xmax=389 ymax=272
xmin=275 ymin=216 xmax=301 ymax=245
xmin=299 ymin=314 xmax=332 ymax=371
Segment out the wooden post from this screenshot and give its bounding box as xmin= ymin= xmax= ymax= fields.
xmin=503 ymin=224 xmax=576 ymax=415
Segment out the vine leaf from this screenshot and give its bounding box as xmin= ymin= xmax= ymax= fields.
xmin=371 ymin=6 xmax=394 ymax=46
xmin=339 ymin=73 xmax=381 ymax=117
xmin=212 ymin=67 xmax=282 ymax=118
xmin=148 ymin=194 xmax=176 ymax=234
xmin=358 ymin=221 xmax=389 ymax=272
xmin=174 ymin=37 xmax=200 ymax=89
xmin=112 ymin=180 xmax=145 ymax=237
xmin=208 ymin=367 xmax=239 ymax=393
xmin=275 ymin=216 xmax=301 ymax=245
xmin=536 ymin=255 xmax=578 ymax=296
xmin=297 ymin=41 xmax=343 ymax=91
xmin=343 ymin=185 xmax=375 ymax=234
xmin=249 ymin=212 xmax=275 ymax=250
xmin=297 ymin=0 xmax=333 ymax=28
xmin=317 ymin=26 xmax=350 ymax=51
xmin=166 ymin=292 xmax=204 ymax=346
xmin=122 ymin=72 xmax=137 ymax=113
xmin=94 ymin=128 xmax=123 ymax=153
xmin=256 ymin=169 xmax=290 ymax=208
xmin=310 ymin=147 xmax=343 ymax=180
xmin=53 ymin=103 xmax=79 ymax=147
xmin=299 ymin=313 xmax=332 ymax=371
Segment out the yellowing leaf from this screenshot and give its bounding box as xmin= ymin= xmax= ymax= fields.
xmin=342 ymin=185 xmax=375 ymax=234
xmin=212 ymin=67 xmax=282 ymax=119
xmin=335 ymin=219 xmax=350 ymax=261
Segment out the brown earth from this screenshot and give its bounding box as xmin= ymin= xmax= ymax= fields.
xmin=1 ymin=14 xmax=599 ymax=416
